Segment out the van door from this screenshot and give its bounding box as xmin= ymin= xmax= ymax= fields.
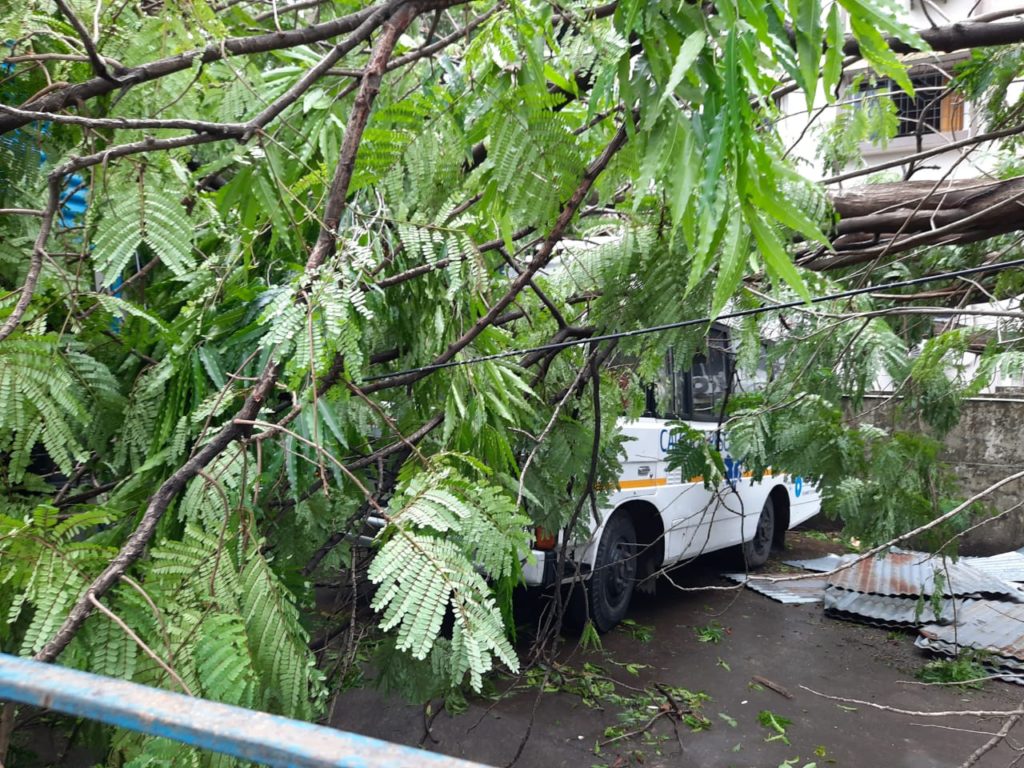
xmin=616 ymin=420 xmax=662 ymax=496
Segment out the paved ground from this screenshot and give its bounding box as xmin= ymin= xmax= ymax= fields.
xmin=331 ymin=532 xmax=1024 ymax=768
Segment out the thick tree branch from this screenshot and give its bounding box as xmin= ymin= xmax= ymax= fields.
xmin=810 ymin=177 xmax=1024 ymax=270
xmin=307 ymin=4 xmax=418 ymax=269
xmin=960 ymin=708 xmax=1023 ymax=768
xmin=0 ymin=2 xmax=390 ymax=135
xmin=0 ymin=181 xmax=59 ymax=343
xmin=824 ymin=123 xmax=1024 ymax=185
xmin=32 ymin=0 xmax=426 ymax=663
xmin=329 ymin=4 xmax=503 ymax=79
xmin=243 ymin=1 xmax=404 ymax=140
xmin=843 ymin=18 xmax=1024 ymax=57
xmin=35 ymin=362 xmax=281 ymax=662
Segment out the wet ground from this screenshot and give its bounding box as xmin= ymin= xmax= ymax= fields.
xmin=330 ymin=532 xmax=1024 ymax=767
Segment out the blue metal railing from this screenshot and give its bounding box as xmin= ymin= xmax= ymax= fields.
xmin=0 ymin=653 xmax=488 ymax=768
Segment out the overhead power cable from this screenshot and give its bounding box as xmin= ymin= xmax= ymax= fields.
xmin=365 ymin=257 xmax=1024 ymax=383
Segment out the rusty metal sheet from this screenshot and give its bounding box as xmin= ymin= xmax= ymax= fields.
xmin=825 ymin=551 xmax=1024 ymax=602
xmin=824 ymin=587 xmax=957 ymax=628
xmin=722 ymin=573 xmax=827 ymax=604
xmin=918 ymin=600 xmax=1024 ymax=662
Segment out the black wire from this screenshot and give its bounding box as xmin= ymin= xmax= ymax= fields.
xmin=364 ymin=257 xmax=1024 ymax=383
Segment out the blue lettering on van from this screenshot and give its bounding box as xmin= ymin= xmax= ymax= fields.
xmin=794 ymin=476 xmax=803 ymax=497
xmin=723 ymin=456 xmax=742 ymax=488
xmin=659 ymin=429 xmax=680 ymax=453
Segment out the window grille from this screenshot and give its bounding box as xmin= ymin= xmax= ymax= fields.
xmin=845 ymin=67 xmax=965 ymax=138
xmin=888 ymin=71 xmax=964 ymax=136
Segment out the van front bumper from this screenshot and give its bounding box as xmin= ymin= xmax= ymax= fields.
xmin=521 ymin=550 xmax=590 ymax=588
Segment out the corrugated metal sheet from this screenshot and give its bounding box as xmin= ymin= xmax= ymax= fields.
xmin=722 ymin=573 xmax=827 ymax=604
xmin=913 ymin=638 xmax=1024 ymax=685
xmin=961 ymin=552 xmax=1024 ymax=583
xmin=916 ymin=635 xmax=1022 ymax=666
xmin=824 ymin=587 xmax=958 ymax=628
xmin=918 ymin=600 xmax=1024 ymax=662
xmin=783 ymin=554 xmax=854 ymax=573
xmin=825 ymin=551 xmax=1024 ymax=601
xmin=916 ymin=636 xmax=1024 ymax=683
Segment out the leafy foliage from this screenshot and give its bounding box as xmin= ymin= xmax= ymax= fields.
xmin=92 ymin=183 xmax=196 ymax=286
xmin=0 ymin=0 xmax=1013 ymax=761
xmin=917 ymin=651 xmax=989 ymax=689
xmin=665 ymin=424 xmax=727 ymax=489
xmin=369 ymin=459 xmax=529 ymax=690
xmin=0 ymin=335 xmax=120 ymax=484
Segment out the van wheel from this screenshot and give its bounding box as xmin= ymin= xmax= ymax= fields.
xmin=740 ymin=497 xmax=775 ymax=569
xmin=584 ymin=514 xmax=638 ymax=633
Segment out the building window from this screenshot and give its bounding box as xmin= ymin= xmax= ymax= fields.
xmin=888 ymin=70 xmax=964 ymax=136
xmin=842 ymin=64 xmax=966 ymax=147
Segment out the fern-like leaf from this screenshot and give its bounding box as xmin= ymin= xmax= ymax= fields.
xmin=369 ymin=464 xmax=527 ymax=690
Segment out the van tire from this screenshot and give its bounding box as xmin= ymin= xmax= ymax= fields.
xmin=583 ymin=513 xmax=638 ymax=633
xmin=739 ymin=496 xmax=775 ymax=569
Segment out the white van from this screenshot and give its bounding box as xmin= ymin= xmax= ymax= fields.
xmin=521 ymin=324 xmax=820 ymax=631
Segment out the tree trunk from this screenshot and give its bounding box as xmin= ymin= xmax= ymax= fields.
xmin=806 ymin=177 xmax=1024 ymax=270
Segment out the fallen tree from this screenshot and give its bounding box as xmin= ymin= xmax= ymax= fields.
xmin=814 ymin=176 xmax=1024 ymax=270
xmin=2 ymin=1 xmax=1024 ymax=764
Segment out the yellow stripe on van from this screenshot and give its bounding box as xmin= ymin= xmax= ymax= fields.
xmin=618 ymin=477 xmax=668 ymax=490
xmin=617 ymin=469 xmax=776 ymax=490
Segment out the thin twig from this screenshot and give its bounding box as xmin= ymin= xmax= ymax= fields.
xmin=52 ymin=0 xmax=120 ymax=82
xmin=961 ymin=711 xmax=1024 ymax=768
xmin=87 ymin=593 xmax=194 ymax=695
xmin=800 ymin=685 xmax=1024 ymax=717
xmin=118 ymin=575 xmax=172 ymax=660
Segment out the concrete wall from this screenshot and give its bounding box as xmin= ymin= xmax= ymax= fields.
xmin=856 ymin=394 xmax=1024 ymax=555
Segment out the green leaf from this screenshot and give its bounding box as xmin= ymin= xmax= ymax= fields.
xmin=823 ymin=4 xmax=845 ymax=101
xmin=746 ymin=206 xmax=811 ymax=302
xmin=755 ymin=180 xmax=830 ymax=247
xmin=791 ymin=0 xmax=823 ymax=110
xmin=94 ymin=295 xmax=170 ymax=335
xmin=92 ymin=194 xmax=143 ymax=286
xmin=848 ymin=14 xmax=914 ymax=95
xmin=141 ymin=189 xmax=196 ymax=279
xmin=711 ymin=208 xmax=746 ymax=317
xmin=668 ymin=120 xmax=698 ymax=228
xmin=656 ymin=31 xmax=706 ymax=116
xmin=840 ymin=0 xmax=928 ymax=48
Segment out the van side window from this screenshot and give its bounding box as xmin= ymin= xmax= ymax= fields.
xmin=689 ymin=328 xmax=731 ymax=420
xmin=634 ymin=329 xmax=736 ymax=420
xmin=671 ymin=349 xmax=690 ymax=419
xmin=651 ymin=353 xmax=675 ymax=417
